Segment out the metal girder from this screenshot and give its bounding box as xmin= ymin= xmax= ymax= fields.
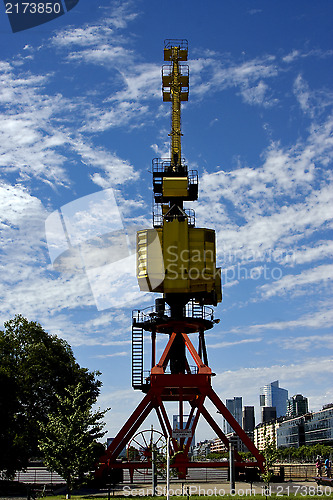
xmin=96 ymin=330 xmax=265 ymax=479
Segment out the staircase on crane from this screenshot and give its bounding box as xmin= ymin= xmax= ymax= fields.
xmin=132 ymin=325 xmax=144 ymax=390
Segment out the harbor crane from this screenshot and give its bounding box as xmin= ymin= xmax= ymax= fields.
xmin=96 ymin=39 xmax=265 ymax=482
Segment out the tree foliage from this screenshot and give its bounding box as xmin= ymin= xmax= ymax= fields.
xmin=262 ymin=434 xmax=279 ymax=486
xmin=38 ymin=383 xmax=107 ymax=496
xmin=0 ymin=315 xmax=102 ymax=477
xmin=276 ymin=444 xmax=333 ymax=463
xmin=206 ymin=451 xmax=228 ymax=460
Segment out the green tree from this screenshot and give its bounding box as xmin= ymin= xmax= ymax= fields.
xmin=262 ymin=431 xmax=279 ymax=493
xmin=38 ymin=383 xmax=107 ymax=498
xmin=0 ymin=368 xmax=24 ymax=475
xmin=206 ymin=451 xmax=228 ymax=460
xmin=0 ymin=315 xmax=102 ymax=477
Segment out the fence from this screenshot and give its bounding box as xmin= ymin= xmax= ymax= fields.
xmin=5 ymin=463 xmax=318 ymax=486
xmin=122 ymin=467 xmax=228 ymax=483
xmin=272 ymin=463 xmax=316 ymax=481
xmin=13 ymin=467 xmax=65 ymax=485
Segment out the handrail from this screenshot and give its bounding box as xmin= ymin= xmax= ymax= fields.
xmin=133 ymin=300 xmax=214 ymax=324
xmin=153 ymin=207 xmax=195 ymax=228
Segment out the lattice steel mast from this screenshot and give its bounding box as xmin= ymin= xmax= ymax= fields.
xmin=162 ymin=40 xmax=189 ymax=170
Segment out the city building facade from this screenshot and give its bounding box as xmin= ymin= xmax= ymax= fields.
xmin=210 ymin=437 xmax=226 ymax=454
xmin=262 ymin=406 xmax=277 ymax=423
xmin=192 ymin=440 xmax=212 ymax=458
xmin=254 ymin=404 xmax=333 ymax=450
xmin=242 ymin=406 xmax=255 ymax=432
xmin=260 ymin=380 xmax=288 ymax=419
xmin=277 ymin=404 xmax=333 ymax=448
xmin=223 ymin=397 xmax=242 ymax=434
xmin=254 ymin=421 xmax=280 ymax=451
xmin=211 ymin=432 xmax=254 ymax=454
xmin=286 ymin=394 xmax=309 ymax=418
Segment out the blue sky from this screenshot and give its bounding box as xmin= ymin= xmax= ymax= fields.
xmin=1 ymin=0 xmax=332 ymax=443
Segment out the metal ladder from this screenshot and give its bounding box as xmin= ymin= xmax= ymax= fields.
xmin=132 ymin=325 xmax=144 ymax=390
xmin=192 ymin=300 xmax=203 ymax=318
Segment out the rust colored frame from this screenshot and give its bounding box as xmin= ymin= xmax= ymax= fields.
xmin=96 ymin=330 xmax=265 ymax=480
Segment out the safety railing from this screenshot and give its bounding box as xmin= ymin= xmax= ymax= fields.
xmin=133 ymin=300 xmax=214 ymax=325
xmin=152 ymin=157 xmax=187 ymax=173
xmin=164 ymin=39 xmax=188 ymax=52
xmin=153 ymin=207 xmax=195 ymax=227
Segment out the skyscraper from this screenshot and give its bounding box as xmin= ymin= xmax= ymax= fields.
xmin=286 ymin=394 xmax=309 ymax=418
xmin=242 ymin=406 xmax=255 ymax=432
xmin=260 ymin=380 xmax=288 ymax=419
xmin=224 ymin=397 xmax=242 ymax=434
xmin=261 ymin=406 xmax=277 ymax=423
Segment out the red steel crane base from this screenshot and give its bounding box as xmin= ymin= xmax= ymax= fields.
xmin=96 ymin=331 xmax=265 ymax=481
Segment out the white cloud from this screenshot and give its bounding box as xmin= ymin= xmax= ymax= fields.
xmin=212 ymin=184 xmax=332 ymax=264
xmin=260 ymin=264 xmax=333 ymax=298
xmin=200 ymin=119 xmax=332 ymax=213
xmin=0 ymin=181 xmax=149 ymax=346
xmin=81 ymin=101 xmax=150 ymax=133
xmin=2 ymin=271 xmax=93 ymax=320
xmin=71 ymin=136 xmax=139 ymax=186
xmin=93 ymin=351 xmax=128 ymax=359
xmin=242 ymin=305 xmax=333 ymax=333
xmin=0 ymin=182 xmax=45 ymax=230
xmin=293 ymin=74 xmax=312 ymax=115
xmin=240 ymin=80 xmax=277 ymax=107
xmin=0 ymin=184 xmax=48 ymax=287
xmin=208 ymin=337 xmax=262 ymax=349
xmin=293 ymin=75 xmax=333 ymax=118
xmin=190 ymin=55 xmax=279 ymax=105
xmin=196 ymin=115 xmax=333 ymax=279
xmin=292 ymin=241 xmax=333 ymax=265
xmin=282 ymin=48 xmax=333 ymax=64
xmin=270 ymin=333 xmax=333 ymax=351
xmin=110 ymin=63 xmax=161 ymax=102
xmin=282 ymin=50 xmax=301 ymax=64
xmin=66 ymin=44 xmax=133 ymax=67
xmin=150 ymin=140 xmax=170 ymax=158
xmin=0 ymin=67 xmax=71 ymax=186
xmin=0 ymin=36 xmax=144 ymax=188
xmin=0 ymin=185 xmax=98 ymax=336
xmin=51 ymin=2 xmax=138 ymax=50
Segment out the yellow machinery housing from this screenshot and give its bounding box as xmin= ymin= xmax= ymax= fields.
xmin=137 ymin=223 xmax=221 ymax=305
